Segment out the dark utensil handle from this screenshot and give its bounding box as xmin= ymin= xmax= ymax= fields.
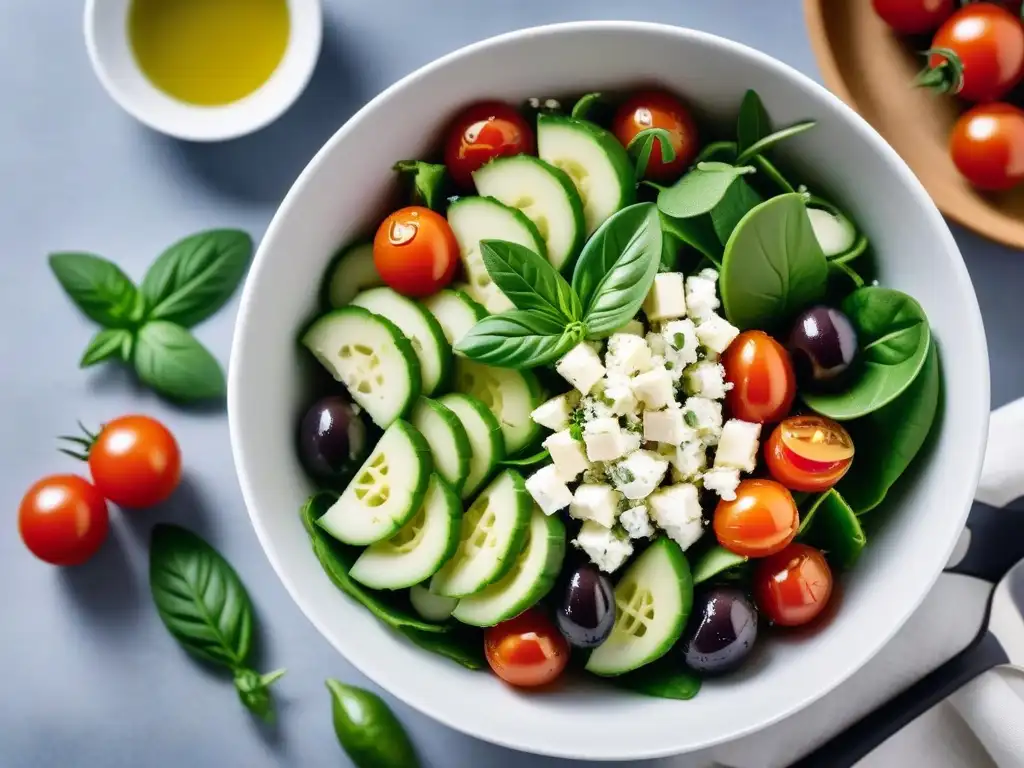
xmin=788 ymin=631 xmax=1009 ymax=768
xmin=948 ymin=502 xmax=1024 ymax=583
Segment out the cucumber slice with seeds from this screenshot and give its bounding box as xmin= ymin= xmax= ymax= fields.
xmin=585 ymin=537 xmax=693 ymax=677
xmin=421 ymin=288 xmax=487 ymax=346
xmin=452 ymin=505 xmax=565 ymax=626
xmin=320 ymin=241 xmax=383 ymax=309
xmin=411 ymin=397 xmax=471 ymax=493
xmin=430 ymin=470 xmax=531 ymax=598
xmin=454 ymin=359 xmax=543 ymax=455
xmin=317 ymin=420 xmax=432 ymax=546
xmin=349 ymin=474 xmax=461 ymax=590
xmin=437 ymin=393 xmax=504 ymax=499
xmin=301 ymin=307 xmax=420 ymax=428
xmin=410 ymin=584 xmax=458 ymax=621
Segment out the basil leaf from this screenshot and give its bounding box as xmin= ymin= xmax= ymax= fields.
xmin=133 ymin=321 xmax=226 ymax=401
xmin=796 ymin=489 xmax=867 ymax=571
xmin=479 ymin=240 xmax=580 ymax=321
xmin=235 ymin=668 xmax=287 ymax=723
xmin=326 ymin=681 xmax=421 ymax=768
xmin=657 ymin=162 xmax=756 ymax=219
xmin=802 ymin=287 xmax=931 ymax=420
xmin=660 ymin=211 xmax=722 ymax=268
xmin=710 ymin=178 xmax=762 ymax=245
xmin=692 ymin=545 xmax=748 ymax=585
xmin=394 ymin=160 xmax=448 ymax=211
xmin=571 ymin=91 xmax=607 ymax=122
xmin=572 ymin=203 xmax=663 ymax=337
xmin=49 ymin=252 xmax=143 ymax=329
xmin=737 ymin=89 xmax=771 ymax=154
xmin=141 ymin=229 xmax=252 ymax=328
xmin=720 ymin=193 xmax=828 ymax=331
xmin=79 ymin=328 xmax=133 ymax=368
xmin=735 ymin=120 xmax=816 ymax=165
xmin=614 ymin=658 xmax=702 ymax=700
xmin=500 ymin=449 xmax=551 ymax=468
xmin=400 ymin=626 xmax=486 ymax=670
xmin=628 ymin=128 xmax=676 ymax=183
xmin=455 ymin=312 xmax=578 ymax=368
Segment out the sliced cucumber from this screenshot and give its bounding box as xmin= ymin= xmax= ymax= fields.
xmin=446 ymin=196 xmax=545 ymax=315
xmin=301 ymin=307 xmax=420 ymax=428
xmin=320 ymin=241 xmax=383 ymax=309
xmin=454 ymin=359 xmax=543 ymax=455
xmin=421 ymin=289 xmax=487 ymax=346
xmin=452 ymin=505 xmax=565 ymax=626
xmin=411 ymin=397 xmax=472 ymax=493
xmin=349 ymin=474 xmax=462 ymax=590
xmin=430 ymin=470 xmax=531 ymax=598
xmin=586 ymin=538 xmax=693 ymax=677
xmin=437 ymin=393 xmax=504 ymax=499
xmin=317 ymin=420 xmax=432 ymax=546
xmin=351 ymin=287 xmax=452 ymax=396
xmin=410 ymin=584 xmax=458 ymax=622
xmin=807 ymin=207 xmax=856 ymax=257
xmin=537 ymin=114 xmax=636 ymax=236
xmin=473 ymin=155 xmax=585 ymax=272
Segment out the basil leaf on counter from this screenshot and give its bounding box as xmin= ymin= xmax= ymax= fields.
xmin=79 ymin=328 xmax=133 ymax=368
xmin=737 ymin=89 xmax=771 ymax=154
xmin=628 ymin=127 xmax=676 ymax=182
xmin=455 ymin=312 xmax=579 ymax=368
xmin=141 ymin=229 xmax=252 ymax=328
xmin=394 ymin=160 xmax=449 ymax=212
xmin=735 ymin=120 xmax=816 ymax=165
xmin=657 ymin=162 xmax=756 ymax=220
xmin=710 ymin=177 xmax=762 ymax=245
xmin=49 ymin=252 xmax=144 ymax=329
xmin=326 ymin=680 xmax=421 ymax=768
xmin=479 ymin=240 xmax=581 ymax=321
xmin=614 ymin=658 xmax=702 ymax=700
xmin=133 ymin=321 xmax=226 ymax=401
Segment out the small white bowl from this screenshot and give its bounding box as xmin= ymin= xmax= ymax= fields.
xmin=84 ymin=0 xmax=322 ymax=142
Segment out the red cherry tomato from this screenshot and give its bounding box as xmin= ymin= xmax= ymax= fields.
xmin=373 ymin=206 xmax=459 ymax=298
xmin=765 ymin=416 xmax=855 ymax=493
xmin=86 ymin=415 xmax=182 ymax=508
xmin=612 ymin=90 xmax=699 ymax=182
xmin=950 ymin=103 xmax=1024 ymax=191
xmin=754 ymin=543 xmax=834 ymax=627
xmin=714 ymin=479 xmax=800 ymax=558
xmin=721 ymin=330 xmax=796 ymax=424
xmin=872 ymin=0 xmax=956 ymax=35
xmin=444 ymin=101 xmax=535 ymax=188
xmin=19 ymin=475 xmax=109 ymax=566
xmin=484 ymin=608 xmax=570 ymax=688
xmin=922 ymin=4 xmax=1024 ymax=103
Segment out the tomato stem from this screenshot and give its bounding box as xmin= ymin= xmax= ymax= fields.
xmin=57 ymin=420 xmax=100 ymax=463
xmin=914 ymin=48 xmax=965 ymax=96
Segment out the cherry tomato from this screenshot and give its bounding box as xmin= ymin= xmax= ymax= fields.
xmin=19 ymin=475 xmax=109 ymax=566
xmin=612 ymin=90 xmax=699 ymax=182
xmin=921 ymin=4 xmax=1024 ymax=103
xmin=765 ymin=416 xmax=855 ymax=493
xmin=872 ymin=0 xmax=955 ymax=35
xmin=721 ymin=330 xmax=796 ymax=424
xmin=86 ymin=415 xmax=182 ymax=508
xmin=373 ymin=206 xmax=459 ymax=298
xmin=484 ymin=608 xmax=570 ymax=688
xmin=714 ymin=479 xmax=800 ymax=558
xmin=950 ymin=103 xmax=1024 ymax=191
xmin=754 ymin=543 xmax=834 ymax=627
xmin=443 ymin=101 xmax=535 ymax=188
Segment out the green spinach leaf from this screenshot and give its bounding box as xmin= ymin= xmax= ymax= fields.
xmin=692 ymin=545 xmax=748 ymax=585
xmin=326 ymin=680 xmax=422 ymax=767
xmin=661 ymin=211 xmax=723 ymax=267
xmin=400 ymin=626 xmax=486 ymax=670
xmin=49 ymin=252 xmax=143 ymax=329
xmin=479 ymin=240 xmax=580 ymax=321
xmin=80 ymin=328 xmax=133 ymax=368
xmin=614 ymin=658 xmax=702 ymax=700
xmin=711 ymin=178 xmax=762 ymax=245
xmin=394 ymin=160 xmax=449 ymax=211
xmin=628 ymin=127 xmax=676 ymax=182
xmin=796 ymin=489 xmax=867 ymax=570
xmin=695 ymin=141 xmax=739 ymax=164
xmin=737 ymin=89 xmax=771 ymax=154
xmin=736 ymin=120 xmax=816 ymax=165
xmin=455 ymin=312 xmax=580 ymax=367
xmin=752 ymin=155 xmax=796 ymax=195
xmin=133 ymin=321 xmax=226 ymax=401
xmin=657 ymin=162 xmax=756 ymax=219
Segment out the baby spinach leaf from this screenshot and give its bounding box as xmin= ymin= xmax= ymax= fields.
xmin=572 ymin=203 xmax=663 ymax=336
xmin=657 ymin=162 xmax=756 ymax=219
xmin=737 ymin=89 xmax=771 ymax=154
xmin=133 ymin=321 xmax=226 ymax=401
xmin=479 ymin=240 xmax=580 ymax=321
xmin=751 ymin=154 xmax=796 ymax=195
xmin=720 ymin=193 xmax=828 ymax=331
xmin=400 ymin=626 xmax=486 ymax=670
xmin=80 ymin=328 xmax=133 ymax=368
xmin=454 ymin=312 xmax=579 ymax=368
xmin=49 ymin=252 xmax=144 ymax=329
xmin=711 ymin=178 xmax=762 ymax=245
xmin=628 ymin=127 xmax=676 ymax=182
xmin=796 ymin=489 xmax=867 ymax=571
xmin=692 ymin=545 xmax=748 ymax=585
xmin=695 ymin=141 xmax=739 ymax=164
xmin=736 ymin=120 xmax=816 ymax=165
xmin=394 ymin=160 xmax=449 ymax=212
xmin=326 ymin=680 xmax=421 ymax=768
xmin=661 ymin=211 xmax=723 ymax=267
xmin=614 ymin=658 xmax=702 ymax=700
xmin=802 ymin=287 xmax=931 ymax=420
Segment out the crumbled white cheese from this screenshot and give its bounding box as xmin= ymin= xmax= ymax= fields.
xmin=662 ymin=318 xmax=699 ymax=369
xmin=703 ymin=467 xmax=741 ymax=501
xmin=684 ymin=361 xmax=730 ymax=399
xmin=531 ymin=394 xmax=573 ymax=431
xmin=615 ymin=319 xmax=645 ymax=336
xmin=646 ymin=330 xmax=668 ymax=357
xmin=685 ymin=272 xmax=721 ymax=322
xmin=696 ymin=315 xmax=740 ymax=355
xmin=525 ymin=465 xmax=572 ymax=516
xmin=683 ymin=396 xmax=724 ymax=444
xmin=556 ymin=342 xmax=606 ymax=395
xmin=644 ymin=273 xmax=687 ymax=321
xmin=602 ymin=373 xmax=637 ymax=416
xmin=631 ymin=366 xmax=675 ymax=409
xmin=543 ymin=429 xmax=592 ymax=482
xmin=643 ymin=408 xmax=687 ymax=446
xmin=573 ymin=520 xmax=634 ymax=573
xmin=584 ymin=417 xmax=629 ymax=462
xmin=581 ymin=395 xmax=615 ymax=422
xmin=648 ymin=484 xmax=705 ymax=551
xmin=667 ymin=440 xmax=707 ymax=481
xmin=715 ymin=419 xmax=761 ymax=473
xmin=611 ymin=450 xmax=669 ymax=500
xmin=569 ymin=483 xmax=621 ymax=528
xmin=619 ymin=503 xmax=655 ymax=539
xmin=606 ymin=333 xmax=653 ymax=376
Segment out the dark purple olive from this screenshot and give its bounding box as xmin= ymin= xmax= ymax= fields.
xmin=297 ymin=396 xmax=373 ymax=482
xmin=681 ymin=586 xmax=758 ymax=675
xmin=788 ymin=306 xmax=858 ymax=385
xmin=555 ymin=564 xmax=615 ymax=648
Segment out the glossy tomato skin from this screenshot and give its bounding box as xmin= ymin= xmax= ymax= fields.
xmin=872 ymin=0 xmax=955 ymax=35
xmin=754 ymin=543 xmax=834 ymax=627
xmin=612 ymin=90 xmax=699 ymax=182
xmin=765 ymin=416 xmax=855 ymax=492
xmin=89 ymin=415 xmax=182 ymax=508
xmin=373 ymin=207 xmax=459 ymax=298
xmin=928 ymin=4 xmax=1024 ymax=102
xmin=950 ymin=103 xmax=1024 ymax=191
xmin=444 ymin=101 xmax=535 ymax=188
xmin=714 ymin=479 xmax=800 ymax=558
xmin=722 ymin=331 xmax=797 ymax=424
xmin=19 ymin=474 xmax=109 ymax=566
xmin=484 ymin=608 xmax=570 ymax=688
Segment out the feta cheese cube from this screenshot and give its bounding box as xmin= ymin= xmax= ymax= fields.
xmin=631 ymin=366 xmax=675 ymax=409
xmin=611 ymin=450 xmax=669 ymax=500
xmin=525 ymin=465 xmax=572 ymax=516
xmin=683 ymin=396 xmax=724 ymax=444
xmin=644 ymin=273 xmax=687 ymax=321
xmin=685 ymin=273 xmax=721 ymax=322
xmin=570 ymin=483 xmax=621 ymax=528
xmin=643 ymin=408 xmax=687 ymax=446
xmin=684 ymin=361 xmax=730 ymax=399
xmin=616 ymin=319 xmax=645 ymax=336
xmin=648 ymin=483 xmax=705 ymax=551
xmin=581 ymin=395 xmax=614 ymax=422
xmin=556 ymin=342 xmax=606 ymax=395
xmin=646 ymin=331 xmax=667 ymax=356
xmin=619 ymin=503 xmax=655 ymax=539
xmin=584 ymin=417 xmax=629 ymax=462
xmin=606 ymin=333 xmax=653 ymax=376
xmin=715 ymin=419 xmax=761 ymax=472
xmin=531 ymin=394 xmax=572 ymax=431
xmin=621 ymin=428 xmax=643 ymax=456
xmin=668 ymin=440 xmax=707 ymax=481
xmin=544 ymin=430 xmax=592 ymax=481
xmin=662 ymin=318 xmax=699 ymax=368
xmin=602 ymin=373 xmax=637 ymax=416
xmin=696 ymin=314 xmax=740 ymax=355
xmin=703 ymin=467 xmax=741 ymax=501
xmin=573 ymin=520 xmax=634 ymax=573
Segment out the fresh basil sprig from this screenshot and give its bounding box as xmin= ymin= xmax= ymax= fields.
xmin=134 ymin=321 xmax=226 ymax=401
xmin=628 ymin=128 xmax=676 ymax=183
xmin=479 ymin=240 xmax=581 ymax=320
xmin=149 ymin=524 xmax=285 ymax=722
xmin=49 ymin=252 xmax=144 ymax=329
xmin=456 ymin=312 xmax=582 ymax=367
xmin=393 ymin=160 xmax=448 ymax=211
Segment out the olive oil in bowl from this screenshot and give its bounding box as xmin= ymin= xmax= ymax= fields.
xmin=129 ymin=0 xmax=290 ymax=107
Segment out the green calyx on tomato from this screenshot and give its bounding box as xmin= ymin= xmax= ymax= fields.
xmin=913 ymin=47 xmax=966 ymax=96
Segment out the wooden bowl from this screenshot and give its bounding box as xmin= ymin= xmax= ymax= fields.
xmin=805 ymin=0 xmax=1024 ymax=248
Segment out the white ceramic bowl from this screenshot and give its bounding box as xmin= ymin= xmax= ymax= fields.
xmin=228 ymin=22 xmax=989 ymax=761
xmin=84 ymin=0 xmax=322 ymax=142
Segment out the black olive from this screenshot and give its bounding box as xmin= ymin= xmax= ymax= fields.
xmin=788 ymin=306 xmax=858 ymax=385
xmin=297 ymin=395 xmax=373 ymax=483
xmin=681 ymin=586 xmax=758 ymax=675
xmin=555 ymin=564 xmax=616 ymax=648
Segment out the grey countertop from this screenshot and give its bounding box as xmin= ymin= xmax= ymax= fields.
xmin=1 ymin=2 xmax=1017 ymax=767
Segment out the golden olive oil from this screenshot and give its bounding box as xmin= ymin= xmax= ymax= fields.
xmin=129 ymin=0 xmax=290 ymax=107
